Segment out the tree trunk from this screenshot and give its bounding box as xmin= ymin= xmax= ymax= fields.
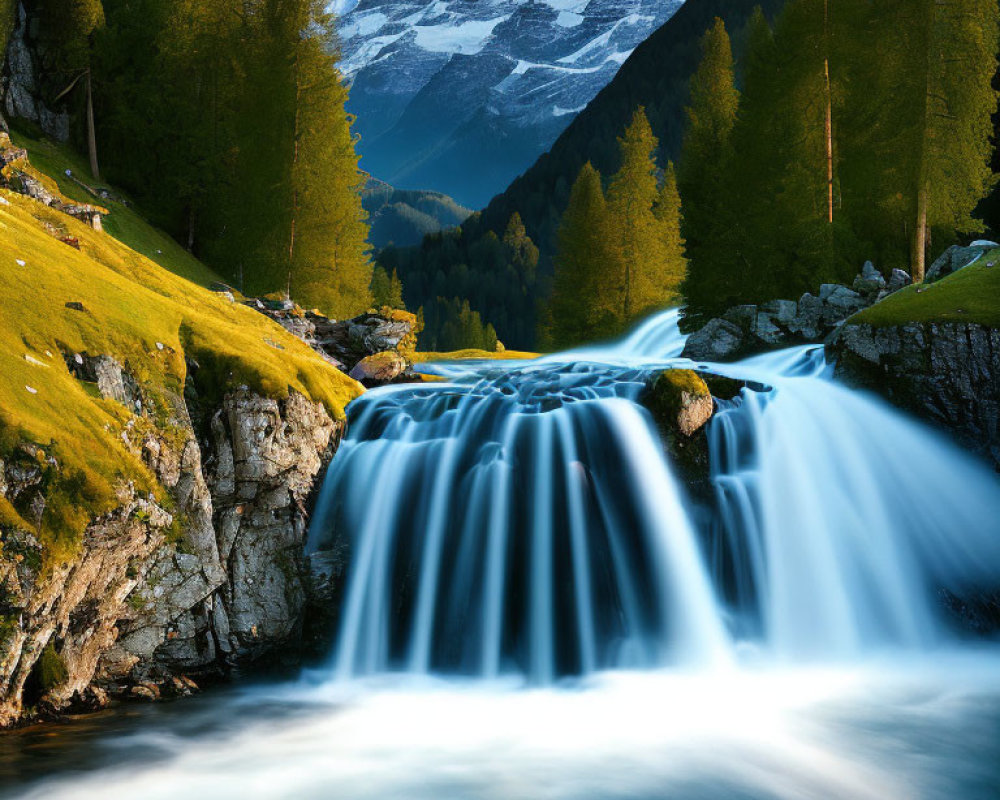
xmin=86 ymin=69 xmax=100 ymax=181
xmin=823 ymin=0 xmax=834 ymax=224
xmin=187 ymin=206 xmax=196 ymax=252
xmin=912 ymin=182 xmax=928 ymax=282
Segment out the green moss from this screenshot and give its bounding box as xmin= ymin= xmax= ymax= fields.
xmin=0 ymin=136 xmax=364 ymax=562
xmin=36 ymin=642 xmax=68 ymax=692
xmin=8 ymin=129 xmax=220 ymax=288
xmin=652 ymin=369 xmax=711 ymax=405
xmin=411 ymin=349 xmax=538 ymax=363
xmin=852 ymin=249 xmax=1000 ymax=328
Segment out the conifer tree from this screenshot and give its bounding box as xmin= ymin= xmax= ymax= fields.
xmin=546 ymin=162 xmax=618 ymax=348
xmin=607 ymin=107 xmax=664 ymax=324
xmin=841 ymin=0 xmax=999 ymax=280
xmin=653 ymin=162 xmax=687 ymax=307
xmin=678 ymin=17 xmax=740 ymax=326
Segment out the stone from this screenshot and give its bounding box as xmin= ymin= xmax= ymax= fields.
xmin=821 ymin=286 xmax=866 ymax=324
xmin=721 ymin=304 xmax=758 ymax=333
xmin=753 ymin=313 xmax=785 ymax=346
xmin=348 ymin=350 xmax=407 ymax=385
xmin=830 ymin=322 xmax=1000 ymax=470
xmin=925 ymin=244 xmax=994 ymax=284
xmin=788 ymin=293 xmax=824 ymax=340
xmin=645 ymin=370 xmax=714 ymax=438
xmin=760 ymin=299 xmax=797 ymax=326
xmin=853 ymin=261 xmax=886 ymax=296
xmin=681 ymin=318 xmax=744 ymax=362
xmin=887 ymin=269 xmax=912 ymax=293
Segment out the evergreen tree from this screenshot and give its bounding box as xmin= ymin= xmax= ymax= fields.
xmin=678 ymin=17 xmax=740 ymax=326
xmin=607 ymin=107 xmax=664 ymax=324
xmin=371 ymin=266 xmax=406 ymax=309
xmin=545 ymin=162 xmax=619 ymax=348
xmin=653 ymin=162 xmax=687 ymax=307
xmin=840 ymin=0 xmax=999 ymax=280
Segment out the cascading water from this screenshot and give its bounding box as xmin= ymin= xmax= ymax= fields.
xmin=12 ymin=309 xmax=1000 ymax=800
xmin=308 ymin=309 xmax=1000 ymax=682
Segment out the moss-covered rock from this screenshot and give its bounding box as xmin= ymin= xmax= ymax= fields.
xmin=645 ymin=370 xmax=714 ymax=438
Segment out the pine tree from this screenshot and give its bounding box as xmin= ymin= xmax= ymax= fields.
xmin=546 ymin=162 xmax=619 ymax=348
xmin=678 ymin=17 xmax=740 ymax=326
xmin=607 ymin=107 xmax=665 ymax=324
xmin=840 ymin=0 xmax=999 ymax=280
xmin=653 ymin=162 xmax=687 ymax=307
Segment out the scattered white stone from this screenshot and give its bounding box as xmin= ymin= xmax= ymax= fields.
xmin=24 ymin=354 xmax=49 ymax=367
xmin=971 ymin=239 xmax=999 ymax=248
xmin=65 ymin=169 xmax=72 ymax=177
xmin=25 ymin=385 xmax=37 ymax=394
xmin=0 ymin=196 xmax=10 ymax=206
xmin=155 ymin=342 xmax=165 ymax=351
xmin=156 ymin=249 xmax=163 ymax=255
xmin=15 ymin=259 xmax=25 ymax=267
xmin=74 ymin=353 xmax=84 ymax=365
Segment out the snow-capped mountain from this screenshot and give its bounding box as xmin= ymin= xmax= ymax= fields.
xmin=336 ymin=0 xmax=684 ymax=209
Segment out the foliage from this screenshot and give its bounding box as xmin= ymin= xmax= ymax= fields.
xmin=544 ymin=111 xmax=687 ymax=348
xmin=379 ymin=0 xmax=783 ymax=350
xmin=36 ymin=642 xmax=68 ymax=692
xmin=89 ymin=0 xmax=372 ymax=317
xmin=370 ymin=266 xmax=405 ymax=310
xmin=0 ymin=146 xmax=361 ymax=560
xmin=380 ymin=212 xmax=540 ymax=349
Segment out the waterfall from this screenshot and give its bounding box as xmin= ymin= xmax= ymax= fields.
xmin=308 ymin=310 xmax=1000 ymax=683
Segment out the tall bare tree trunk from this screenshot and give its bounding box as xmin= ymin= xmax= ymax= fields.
xmin=913 ymin=182 xmax=928 ymax=282
xmin=288 ymin=51 xmax=301 ymax=299
xmin=823 ymin=0 xmax=834 ymax=224
xmin=86 ymin=69 xmax=100 ymax=181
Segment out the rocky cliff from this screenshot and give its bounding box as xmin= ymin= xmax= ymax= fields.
xmin=827 ymin=244 xmax=1000 ymax=470
xmin=0 ymin=371 xmax=345 ymax=725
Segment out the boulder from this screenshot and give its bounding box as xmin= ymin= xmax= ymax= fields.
xmin=853 ymin=261 xmax=886 ymax=296
xmin=887 ymin=268 xmax=913 ymax=293
xmin=646 ymin=370 xmax=714 ymax=437
xmin=681 ymin=318 xmax=744 ymax=362
xmin=349 ymin=350 xmax=407 ymax=385
xmin=925 ymin=243 xmax=995 ymax=284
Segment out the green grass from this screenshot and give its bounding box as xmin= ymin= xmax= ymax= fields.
xmin=852 ymin=248 xmax=1000 ymax=328
xmin=411 ymin=349 xmax=538 ymax=363
xmin=8 ymin=129 xmax=220 ymax=288
xmin=0 ymin=142 xmax=362 ymax=562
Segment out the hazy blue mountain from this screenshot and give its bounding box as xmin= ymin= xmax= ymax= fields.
xmin=363 ymin=178 xmax=473 ymax=249
xmin=338 ymin=0 xmax=684 ymax=208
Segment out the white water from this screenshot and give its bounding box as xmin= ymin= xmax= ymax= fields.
xmin=14 ymin=308 xmax=1000 ymax=800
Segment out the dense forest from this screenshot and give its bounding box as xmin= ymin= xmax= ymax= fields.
xmin=386 ymin=0 xmax=1000 ymax=348
xmin=11 ymin=0 xmax=372 ymax=319
xmin=679 ymin=1 xmax=998 ymax=325
xmin=382 ymin=0 xmax=785 ymax=350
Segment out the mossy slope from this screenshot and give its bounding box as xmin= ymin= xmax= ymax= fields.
xmin=852 ymin=249 xmax=1000 ymax=328
xmin=0 ymin=148 xmax=362 ymax=560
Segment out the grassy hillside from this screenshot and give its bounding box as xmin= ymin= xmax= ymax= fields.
xmin=0 ymin=138 xmax=363 ymax=561
xmin=851 ymin=249 xmax=1000 ymax=328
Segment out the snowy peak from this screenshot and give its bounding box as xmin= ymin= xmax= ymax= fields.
xmin=336 ymin=0 xmax=684 ymax=208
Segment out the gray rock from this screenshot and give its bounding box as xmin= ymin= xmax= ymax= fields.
xmin=760 ymin=299 xmax=797 ymax=326
xmin=831 ymin=321 xmax=1000 ymax=470
xmin=682 ymin=318 xmax=744 ymax=362
xmin=925 ymin=244 xmax=994 ymax=284
xmin=821 ymin=286 xmax=866 ymax=324
xmin=789 ymin=293 xmax=824 ymax=340
xmin=887 ymin=268 xmax=913 ymax=293
xmin=853 ymin=261 xmax=886 ymax=296
xmin=721 ymin=304 xmax=758 ymax=333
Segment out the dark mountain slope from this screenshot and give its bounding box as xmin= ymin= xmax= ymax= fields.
xmin=475 ymin=0 xmax=786 ymax=260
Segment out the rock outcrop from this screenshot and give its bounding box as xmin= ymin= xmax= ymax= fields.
xmin=828 ymin=321 xmax=1000 ymax=469
xmin=682 ymin=262 xmax=912 ymax=362
xmin=0 ymin=367 xmax=346 ymax=725
xmin=1 ymin=3 xmax=71 ymax=142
